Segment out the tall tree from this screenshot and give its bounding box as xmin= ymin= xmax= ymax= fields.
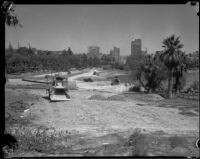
xmin=173 ymin=51 xmax=187 ymax=94
xmin=3 ymin=2 xmax=22 ymax=84
xmin=67 ymin=47 xmax=73 ymax=56
xmin=160 ymin=35 xmax=184 ymax=98
xmin=2 ymin=1 xmax=22 ymax=27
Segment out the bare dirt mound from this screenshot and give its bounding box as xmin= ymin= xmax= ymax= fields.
xmin=88 ymin=94 xmax=126 ymax=101
xmin=146 ymin=94 xmax=164 ymax=101
xmin=123 ymin=93 xmax=164 ymax=102
xmin=88 ymin=94 xmax=107 ymax=100
xmin=89 ymin=93 xmax=162 ymax=102
xmin=107 ymin=95 xmax=126 ymax=101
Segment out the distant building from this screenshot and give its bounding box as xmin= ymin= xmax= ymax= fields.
xmin=110 ymin=46 xmax=120 ymax=63
xmin=131 ymin=39 xmax=142 ymax=56
xmin=120 ymin=56 xmax=127 ymax=65
xmin=87 ymin=45 xmax=102 ymax=59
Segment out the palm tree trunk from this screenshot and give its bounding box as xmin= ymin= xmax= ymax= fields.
xmin=168 ymin=69 xmax=173 ymax=98
xmin=175 ymin=75 xmax=181 ymax=95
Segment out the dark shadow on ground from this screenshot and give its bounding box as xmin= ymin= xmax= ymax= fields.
xmin=42 ymin=96 xmax=50 ymax=101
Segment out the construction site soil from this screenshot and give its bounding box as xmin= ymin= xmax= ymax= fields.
xmin=4 ymin=69 xmax=199 ymax=157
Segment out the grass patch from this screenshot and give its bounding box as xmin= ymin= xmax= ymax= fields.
xmin=5 ymin=126 xmax=72 ymax=156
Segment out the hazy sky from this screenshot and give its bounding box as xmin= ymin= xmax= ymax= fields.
xmin=5 ymin=4 xmax=199 ymax=55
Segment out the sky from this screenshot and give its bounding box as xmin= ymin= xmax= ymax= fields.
xmin=5 ymin=4 xmax=199 ymax=55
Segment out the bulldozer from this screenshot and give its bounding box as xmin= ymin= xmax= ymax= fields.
xmin=22 ymin=72 xmax=72 ymax=102
xmin=46 ymin=75 xmax=71 ymax=102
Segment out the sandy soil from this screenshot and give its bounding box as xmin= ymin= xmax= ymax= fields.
xmin=5 ymin=69 xmax=199 ymax=157
xmin=18 ymin=88 xmax=198 ymax=137
xmin=68 ymin=69 xmax=133 ymax=93
xmin=6 ymin=69 xmax=199 ymax=136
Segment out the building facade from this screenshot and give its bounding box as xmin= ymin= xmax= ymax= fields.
xmin=110 ymin=46 xmax=120 ymax=63
xmin=87 ymin=46 xmax=102 ymax=59
xmin=131 ymin=39 xmax=142 ymax=56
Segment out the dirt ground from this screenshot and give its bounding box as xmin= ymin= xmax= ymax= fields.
xmin=4 ymin=69 xmax=199 ymax=157
xmin=6 ymin=88 xmax=198 ymax=135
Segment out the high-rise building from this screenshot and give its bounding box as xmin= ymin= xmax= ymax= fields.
xmin=131 ymin=39 xmax=142 ymax=56
xmin=87 ymin=45 xmax=102 ymax=59
xmin=110 ymin=46 xmax=120 ymax=63
xmin=129 ymin=39 xmax=143 ymax=80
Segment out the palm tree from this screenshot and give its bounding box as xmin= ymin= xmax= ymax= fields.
xmin=173 ymin=51 xmax=187 ymax=94
xmin=160 ymin=35 xmax=184 ymax=98
xmin=2 ymin=1 xmax=22 ymax=27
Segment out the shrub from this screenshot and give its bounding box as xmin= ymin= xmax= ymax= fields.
xmin=83 ymin=78 xmax=93 ymax=82
xmin=129 ymin=85 xmax=141 ymax=92
xmin=136 ymin=55 xmax=167 ymax=93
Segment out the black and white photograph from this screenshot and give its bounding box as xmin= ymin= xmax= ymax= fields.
xmin=3 ymin=1 xmax=199 ymax=157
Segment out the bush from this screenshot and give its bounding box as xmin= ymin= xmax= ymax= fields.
xmin=129 ymin=85 xmax=141 ymax=92
xmin=83 ymin=78 xmax=93 ymax=82
xmin=136 ymin=55 xmax=167 ymax=93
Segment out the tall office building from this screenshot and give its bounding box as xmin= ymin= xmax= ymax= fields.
xmin=130 ymin=39 xmax=143 ymax=80
xmin=110 ymin=46 xmax=120 ymax=63
xmin=131 ymin=39 xmax=142 ymax=56
xmin=87 ymin=45 xmax=101 ymax=59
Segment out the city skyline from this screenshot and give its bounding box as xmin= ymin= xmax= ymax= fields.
xmin=5 ymin=4 xmax=199 ymax=55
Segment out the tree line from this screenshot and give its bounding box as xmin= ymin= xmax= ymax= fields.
xmin=5 ymin=45 xmax=124 ymax=74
